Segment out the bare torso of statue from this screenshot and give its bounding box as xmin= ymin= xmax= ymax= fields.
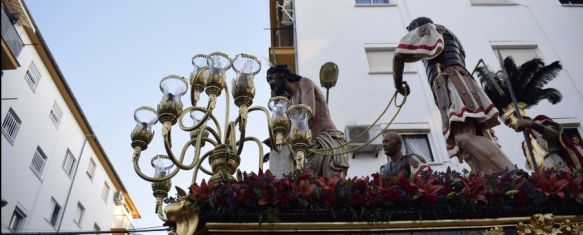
xmin=266 ymin=64 xmax=349 ymax=178
xmin=290 ymin=78 xmax=336 ymax=137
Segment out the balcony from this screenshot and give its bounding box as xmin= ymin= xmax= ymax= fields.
xmin=269 ymin=0 xmax=296 ymax=72
xmin=1 ymin=4 xmax=24 ymax=70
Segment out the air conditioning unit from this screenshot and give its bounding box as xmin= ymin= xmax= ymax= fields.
xmin=278 ymin=0 xmax=294 ymax=25
xmin=344 ymin=124 xmax=383 ymax=158
xmin=113 ymin=191 xmax=125 ymax=205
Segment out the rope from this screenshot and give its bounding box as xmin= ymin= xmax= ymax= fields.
xmin=308 ymin=90 xmax=408 ymax=156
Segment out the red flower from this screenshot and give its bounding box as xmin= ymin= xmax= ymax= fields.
xmin=371 ymin=173 xmax=383 ymax=187
xmin=317 ymin=176 xmax=344 ymax=207
xmin=352 ymin=191 xmax=364 ymax=206
xmin=292 ymin=179 xmax=317 ymax=198
xmin=532 ymin=171 xmax=569 ymax=199
xmin=231 ymin=183 xmax=245 ymax=203
xmin=189 ymin=179 xmax=215 ymax=203
xmin=353 ymin=176 xmax=369 ymax=192
xmin=385 ymin=187 xmax=400 ymax=203
xmin=258 ymin=184 xmax=277 ymax=206
xmin=364 ymin=189 xmax=379 ymax=206
xmin=317 ymin=175 xmax=344 ymax=193
xmin=415 ymin=174 xmax=444 ymax=207
xmin=277 ymin=177 xmax=292 ymax=191
xmin=398 ymin=173 xmax=418 ymax=196
xmin=564 ymin=172 xmax=583 ymax=200
xmin=462 ymin=174 xmax=488 ymax=204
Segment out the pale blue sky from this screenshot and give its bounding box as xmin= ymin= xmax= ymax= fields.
xmin=26 ymin=1 xmax=271 ymax=233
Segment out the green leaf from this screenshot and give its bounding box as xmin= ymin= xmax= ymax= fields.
xmin=447 ymin=192 xmax=457 ymax=199
xmin=505 ymin=190 xmax=519 ymax=197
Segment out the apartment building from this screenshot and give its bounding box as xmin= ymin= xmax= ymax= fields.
xmin=269 ymin=0 xmax=583 ymax=175
xmin=1 ymin=0 xmax=140 ymax=233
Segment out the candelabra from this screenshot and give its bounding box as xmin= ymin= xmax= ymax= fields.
xmin=128 ymin=51 xmax=409 ymax=235
xmin=129 ymin=52 xmax=314 ymax=234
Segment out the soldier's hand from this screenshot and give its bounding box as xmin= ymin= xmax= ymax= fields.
xmin=397 ymin=82 xmax=410 ymax=96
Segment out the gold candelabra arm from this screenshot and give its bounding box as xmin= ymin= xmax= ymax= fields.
xmin=163 ymin=127 xmax=212 ymax=171
xmin=237 ymin=137 xmax=265 ymax=171
xmin=178 ymin=106 xmax=222 ymax=142
xmin=132 ymin=146 xmax=142 ymax=163
xmin=232 ymin=104 xmax=252 ymax=155
xmin=155 ymin=196 xmax=168 ymax=222
xmin=249 ymin=106 xmax=288 ymax=152
xmin=132 ymin=148 xmax=180 ymax=182
xmin=191 ymin=150 xmax=214 ymax=185
xmin=239 ymin=104 xmax=249 ymax=129
xmin=223 ymin=85 xmax=231 ymax=134
xmin=224 ymin=122 xmax=238 ymax=154
xmin=177 ymin=102 xmax=221 ymax=136
xmin=235 ymin=115 xmax=247 ymax=156
xmin=162 ymin=121 xmax=173 ymax=147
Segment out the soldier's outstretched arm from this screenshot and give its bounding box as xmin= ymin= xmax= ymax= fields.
xmin=393 ymin=53 xmax=419 ymax=95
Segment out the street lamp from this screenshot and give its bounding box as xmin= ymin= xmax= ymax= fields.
xmin=319 ymin=62 xmax=339 ymax=104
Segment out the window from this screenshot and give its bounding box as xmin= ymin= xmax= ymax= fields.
xmin=365 ymin=46 xmax=416 ymax=74
xmin=24 ymin=61 xmax=42 ymax=92
xmin=49 ymin=102 xmax=63 ymax=127
xmin=2 ymin=108 xmax=22 ymax=144
xmin=30 ymin=146 xmax=47 ymax=177
xmin=87 ymin=158 xmax=97 ymax=179
xmin=62 ymin=150 xmax=76 ymax=176
xmin=356 ymin=0 xmax=390 ymax=4
xmin=9 ymin=206 xmax=26 ymax=232
xmin=101 ymin=182 xmax=110 ymax=202
xmin=74 ymin=202 xmax=85 ymax=225
xmin=559 ymin=0 xmax=583 ymax=4
xmin=470 ymin=0 xmax=515 ymax=5
xmin=48 ymin=198 xmax=62 ymax=227
xmin=492 ymin=43 xmax=540 ymax=65
xmin=401 ymin=133 xmax=434 ymax=162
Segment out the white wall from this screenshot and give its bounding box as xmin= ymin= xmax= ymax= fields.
xmin=1 ymin=19 xmax=129 ymax=234
xmin=293 ymin=0 xmax=583 ymax=176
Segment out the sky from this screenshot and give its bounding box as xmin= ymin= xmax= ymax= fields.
xmin=25 ymin=1 xmax=271 ymax=233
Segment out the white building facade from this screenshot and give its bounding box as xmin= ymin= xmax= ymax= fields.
xmin=270 ymin=0 xmax=583 ymax=176
xmin=1 ymin=0 xmax=140 ymax=233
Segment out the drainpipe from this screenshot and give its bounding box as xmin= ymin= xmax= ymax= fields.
xmin=57 ymin=137 xmax=88 ymax=232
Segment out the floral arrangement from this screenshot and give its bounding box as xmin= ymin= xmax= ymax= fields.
xmin=180 ymin=168 xmax=583 ymax=223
